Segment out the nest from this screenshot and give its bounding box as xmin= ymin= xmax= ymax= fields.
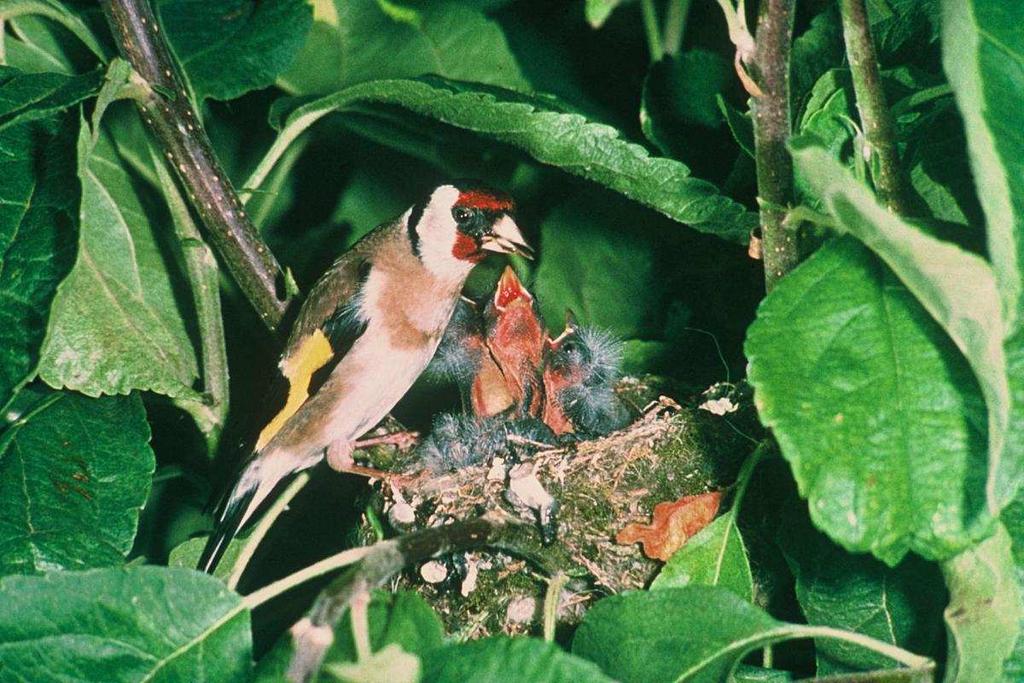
xmin=359 ymin=378 xmax=758 ymax=638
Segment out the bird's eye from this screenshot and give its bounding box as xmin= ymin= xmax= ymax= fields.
xmin=452 ymin=206 xmax=472 ymax=223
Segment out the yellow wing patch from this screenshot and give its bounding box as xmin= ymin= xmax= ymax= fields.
xmin=255 ymin=329 xmax=335 ymax=451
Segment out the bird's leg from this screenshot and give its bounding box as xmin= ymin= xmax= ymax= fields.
xmin=325 ymin=438 xmax=413 ymax=483
xmin=353 ymin=430 xmax=420 ymax=451
xmin=325 ymin=439 xmax=355 ymax=472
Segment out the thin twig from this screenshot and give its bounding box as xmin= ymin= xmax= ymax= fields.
xmin=244 ymin=135 xmax=310 ymax=227
xmin=839 ymin=0 xmax=911 ymax=215
xmin=349 ymin=588 xmax=372 ymax=662
xmin=726 ymin=440 xmax=770 ymax=514
xmin=640 ymin=0 xmax=663 ymax=61
xmin=795 ymin=625 xmax=932 ymax=671
xmin=100 ymin=0 xmax=291 ymax=331
xmin=543 ymin=572 xmax=568 ymax=642
xmin=228 ymin=472 xmax=311 ymax=590
xmin=243 ymin=546 xmax=374 ymax=610
xmin=662 ymin=0 xmax=693 ymax=56
xmin=149 ymin=143 xmax=229 ymax=451
xmin=751 ymin=0 xmax=797 ymax=291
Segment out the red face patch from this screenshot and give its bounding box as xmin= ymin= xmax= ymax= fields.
xmin=452 ymin=232 xmax=486 ymax=262
xmin=456 ymin=190 xmax=515 ymax=212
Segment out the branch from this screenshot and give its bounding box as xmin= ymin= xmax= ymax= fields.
xmin=840 ymin=0 xmax=911 ymax=215
xmin=285 ymin=511 xmax=531 ymax=683
xmin=99 ymin=0 xmax=291 ymax=331
xmin=750 ymin=0 xmax=797 ymax=291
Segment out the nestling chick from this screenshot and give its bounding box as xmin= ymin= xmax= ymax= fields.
xmin=418 ymin=412 xmax=555 ymax=472
xmin=472 ymin=266 xmax=546 ymax=418
xmin=542 ymin=316 xmax=630 ymax=437
xmin=198 ymin=183 xmax=531 ymax=573
xmin=424 ymin=297 xmax=487 ymax=403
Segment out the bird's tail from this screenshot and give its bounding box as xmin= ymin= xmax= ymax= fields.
xmin=197 ymin=455 xmax=290 ymax=574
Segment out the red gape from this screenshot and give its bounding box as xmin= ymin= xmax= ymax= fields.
xmin=541 ymin=331 xmax=580 ymax=435
xmin=473 ymin=267 xmax=546 ymax=418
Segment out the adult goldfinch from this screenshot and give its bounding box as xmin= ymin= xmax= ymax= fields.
xmin=198 ymin=182 xmax=530 ymax=573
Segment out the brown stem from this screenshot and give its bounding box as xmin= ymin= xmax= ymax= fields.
xmin=100 ymin=0 xmax=290 ymax=331
xmin=750 ymin=0 xmax=797 ymax=292
xmin=840 ymin=0 xmax=911 ymax=215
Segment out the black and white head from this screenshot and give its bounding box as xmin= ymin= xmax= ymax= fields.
xmin=406 ymin=182 xmax=532 ymax=281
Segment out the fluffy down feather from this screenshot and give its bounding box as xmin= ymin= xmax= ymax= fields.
xmin=423 ymin=298 xmax=484 ymax=387
xmin=418 ymin=413 xmax=555 ymax=472
xmin=547 ymin=326 xmax=629 ymax=436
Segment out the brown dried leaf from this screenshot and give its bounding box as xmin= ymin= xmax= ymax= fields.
xmin=615 ymin=491 xmax=723 ymax=560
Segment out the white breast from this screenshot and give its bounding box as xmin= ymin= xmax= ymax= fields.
xmin=326 ymin=319 xmax=442 ymax=443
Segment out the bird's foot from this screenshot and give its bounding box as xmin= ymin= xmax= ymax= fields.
xmin=325 ymin=440 xmax=355 ymax=472
xmin=354 ymin=430 xmax=420 ymax=451
xmin=326 ymin=440 xmax=412 ymax=482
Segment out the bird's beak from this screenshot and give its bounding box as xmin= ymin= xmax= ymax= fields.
xmin=495 ymin=265 xmax=533 ymax=310
xmin=481 ymin=214 xmax=534 ymax=260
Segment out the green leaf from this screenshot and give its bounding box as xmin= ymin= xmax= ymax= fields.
xmin=0 ymin=69 xmax=86 ymax=409
xmin=572 ymin=587 xmax=931 ymax=682
xmin=0 ymin=65 xmax=101 ymax=130
xmin=1006 ymin=332 xmax=1024 ymax=504
xmin=791 ymin=6 xmax=844 ymax=107
xmin=326 ymin=643 xmax=421 ymax=683
xmin=328 ymin=591 xmax=444 ymax=664
xmin=650 ymin=514 xmax=754 ymax=601
xmin=277 ymin=0 xmax=527 ymax=96
xmin=422 ymin=636 xmax=615 ymax=683
xmin=790 ymin=139 xmax=1013 ymax=517
xmin=0 ymin=0 xmax=110 ymax=63
xmin=718 ymin=96 xmax=754 ymax=159
xmin=0 ymin=388 xmax=154 ymax=575
xmin=0 ymin=565 xmax=252 ymax=681
xmin=572 ymin=587 xmax=777 ymax=682
xmin=778 ymin=507 xmax=945 ymax=675
xmin=797 ymin=70 xmax=856 ymax=161
xmin=903 ymin=103 xmax=984 ymax=228
xmin=733 ymin=665 xmax=794 ymax=682
xmin=796 ymin=70 xmax=981 ymax=228
xmin=2 ymin=15 xmax=81 ymax=73
xmin=266 ymin=77 xmax=757 ymax=241
xmin=1001 ymin=492 xmax=1024 ymax=679
xmin=942 ymin=0 xmax=1024 ymax=514
xmin=534 ymin=192 xmax=663 ymax=339
xmin=159 ymin=0 xmax=313 ymax=102
xmin=941 ymin=0 xmax=1024 ymax=331
xmin=941 ymin=524 xmax=1022 ymax=682
xmin=641 ymin=51 xmax=729 ymax=157
xmin=39 ymin=119 xmax=200 ymax=399
xmin=573 ymin=589 xmax=770 ymax=683
xmin=870 ymin=0 xmax=939 ymax=57
xmin=254 ymin=590 xmax=444 ymax=681
xmin=168 ymin=534 xmax=245 ymax=581
xmin=746 ymin=237 xmax=990 ymax=565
